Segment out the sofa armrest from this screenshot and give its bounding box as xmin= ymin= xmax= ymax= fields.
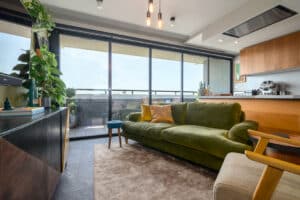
xmin=228 ymin=120 xmax=258 ymax=144
xmin=126 ymin=112 xmax=142 ymax=122
xmin=221 ymin=135 xmax=254 ymax=155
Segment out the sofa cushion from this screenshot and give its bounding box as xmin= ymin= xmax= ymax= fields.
xmin=122 ymin=121 xmax=174 ymax=140
xmin=171 ymin=103 xmax=187 ymax=125
xmin=150 ymin=105 xmax=174 ymax=123
xmin=141 ymin=104 xmax=152 ymax=121
xmin=161 ymin=125 xmax=251 ymax=159
xmin=185 ymin=102 xmax=242 ymax=130
xmin=214 ymin=153 xmax=300 ymax=200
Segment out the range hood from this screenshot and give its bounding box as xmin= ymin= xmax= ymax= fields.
xmin=223 ymin=5 xmax=297 ymax=38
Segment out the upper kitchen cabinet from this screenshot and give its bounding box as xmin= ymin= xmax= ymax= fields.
xmin=240 ymin=31 xmax=300 ymax=75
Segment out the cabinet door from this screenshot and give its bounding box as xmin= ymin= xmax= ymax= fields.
xmin=279 ymin=32 xmax=300 ymax=69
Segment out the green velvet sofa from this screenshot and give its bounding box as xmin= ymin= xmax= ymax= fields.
xmin=122 ymin=102 xmax=258 ymax=170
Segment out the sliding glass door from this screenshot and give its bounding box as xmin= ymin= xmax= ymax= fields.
xmin=183 ymin=54 xmax=208 ymax=102
xmin=152 ymin=49 xmax=181 ymax=103
xmin=111 ymin=43 xmax=149 ymax=120
xmin=60 ymin=35 xmax=109 ymax=137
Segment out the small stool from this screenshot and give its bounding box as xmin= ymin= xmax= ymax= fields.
xmin=107 ymin=120 xmax=123 ymax=149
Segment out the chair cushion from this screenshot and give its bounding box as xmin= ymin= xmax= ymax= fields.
xmin=213 ymin=153 xmax=300 ymax=200
xmin=186 ymin=102 xmax=242 ymax=130
xmin=161 ymin=125 xmax=233 ymax=159
xmin=122 ymin=121 xmax=174 ymax=140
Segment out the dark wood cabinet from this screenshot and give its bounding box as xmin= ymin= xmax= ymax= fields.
xmin=0 ymin=108 xmax=67 ymax=200
xmin=240 ymin=31 xmax=300 ymax=75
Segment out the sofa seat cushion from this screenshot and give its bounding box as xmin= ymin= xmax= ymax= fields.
xmin=161 ymin=125 xmax=251 ymax=159
xmin=122 ymin=121 xmax=174 ymax=140
xmin=214 ymin=153 xmax=300 ymax=200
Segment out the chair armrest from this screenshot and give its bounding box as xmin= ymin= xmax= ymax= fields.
xmin=228 ymin=120 xmax=258 ymax=144
xmin=126 ymin=112 xmax=142 ymax=122
xmin=245 ymin=151 xmax=300 ymax=175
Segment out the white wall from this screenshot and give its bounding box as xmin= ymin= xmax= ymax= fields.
xmin=234 ymin=69 xmax=300 ymax=94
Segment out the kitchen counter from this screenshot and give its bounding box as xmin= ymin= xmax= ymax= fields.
xmin=0 ymin=107 xmax=67 ymax=137
xmin=198 ymin=95 xmax=300 ymax=100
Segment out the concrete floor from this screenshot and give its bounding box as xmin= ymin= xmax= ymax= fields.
xmin=52 ymin=137 xmax=123 ymax=200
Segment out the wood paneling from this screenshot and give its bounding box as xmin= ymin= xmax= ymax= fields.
xmin=199 ymin=99 xmax=300 ymax=136
xmin=240 ymin=31 xmax=300 ymax=75
xmin=0 ymin=139 xmax=59 ymax=200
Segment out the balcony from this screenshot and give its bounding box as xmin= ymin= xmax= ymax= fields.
xmin=69 ymin=88 xmax=198 ymax=138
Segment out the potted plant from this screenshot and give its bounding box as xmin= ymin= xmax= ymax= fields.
xmin=66 ymin=88 xmax=78 ymax=128
xmin=30 ymin=46 xmax=66 ymax=108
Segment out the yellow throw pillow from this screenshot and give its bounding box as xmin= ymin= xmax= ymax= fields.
xmin=141 ymin=104 xmax=152 ymax=121
xmin=150 ymin=105 xmax=174 ymax=123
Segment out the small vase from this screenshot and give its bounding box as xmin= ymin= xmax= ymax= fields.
xmin=42 ymin=97 xmax=51 ymax=108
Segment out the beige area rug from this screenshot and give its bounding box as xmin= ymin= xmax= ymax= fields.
xmin=94 ymin=143 xmax=217 ymax=200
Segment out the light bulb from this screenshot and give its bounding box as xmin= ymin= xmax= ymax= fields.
xmin=149 ymin=0 xmax=154 ymax=13
xmin=158 ymin=12 xmax=163 ymax=29
xmin=97 ymin=0 xmax=103 ymax=9
xmin=146 ymin=10 xmax=151 ymax=26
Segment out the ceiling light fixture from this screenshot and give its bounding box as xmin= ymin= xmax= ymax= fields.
xmin=96 ymin=0 xmax=103 ymax=9
xmin=148 ymin=0 xmax=154 ymax=13
xmin=146 ymin=10 xmax=151 ymax=26
xmin=218 ymin=39 xmax=223 ymax=43
xmin=170 ymin=16 xmax=175 ymax=27
xmin=234 ymin=40 xmax=239 ymax=44
xmin=157 ymin=0 xmax=163 ymax=29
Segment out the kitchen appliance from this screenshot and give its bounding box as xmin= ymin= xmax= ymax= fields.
xmin=259 ymin=80 xmax=279 ymax=95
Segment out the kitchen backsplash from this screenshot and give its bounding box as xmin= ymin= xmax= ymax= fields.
xmin=234 ymin=68 xmax=300 ymax=94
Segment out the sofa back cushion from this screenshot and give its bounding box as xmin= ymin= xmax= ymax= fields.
xmin=171 ymin=103 xmax=187 ymax=125
xmin=185 ymin=102 xmax=242 ymax=130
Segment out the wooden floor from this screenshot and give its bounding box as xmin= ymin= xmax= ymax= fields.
xmin=70 ymin=126 xmax=118 ymax=139
xmin=52 ymin=137 xmax=125 ymax=200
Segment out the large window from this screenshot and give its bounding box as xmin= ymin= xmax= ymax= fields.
xmin=184 ymin=54 xmax=208 ymax=101
xmin=209 ymin=58 xmax=231 ymax=95
xmin=111 ymin=43 xmax=149 ymax=120
xmin=60 ymin=35 xmax=109 ymax=131
xmin=0 ymin=20 xmax=31 ymax=74
xmin=152 ymin=49 xmax=181 ymax=103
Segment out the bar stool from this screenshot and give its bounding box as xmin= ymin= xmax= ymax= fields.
xmin=107 ymin=120 xmax=123 ymax=149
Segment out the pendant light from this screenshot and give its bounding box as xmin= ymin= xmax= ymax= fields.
xmin=157 ymin=0 xmax=163 ymax=29
xmin=148 ymin=0 xmax=154 ymax=13
xmin=146 ymin=10 xmax=151 ymax=26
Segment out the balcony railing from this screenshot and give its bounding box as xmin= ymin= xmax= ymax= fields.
xmin=69 ymin=88 xmax=198 ymax=128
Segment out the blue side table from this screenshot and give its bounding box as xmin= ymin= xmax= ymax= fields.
xmin=107 ymin=120 xmax=123 ymax=149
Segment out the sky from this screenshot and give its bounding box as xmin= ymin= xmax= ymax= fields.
xmin=0 ymin=31 xmax=204 ymax=93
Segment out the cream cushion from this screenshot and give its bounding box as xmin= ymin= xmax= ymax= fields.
xmin=213 ymin=153 xmax=300 ymax=200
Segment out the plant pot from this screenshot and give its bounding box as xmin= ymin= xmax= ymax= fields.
xmin=42 ymin=97 xmax=51 ymax=108
xmin=69 ymin=114 xmax=78 ymax=129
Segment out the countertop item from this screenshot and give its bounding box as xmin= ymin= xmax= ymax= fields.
xmin=198 ymin=95 xmax=300 ymax=100
xmin=0 ymin=107 xmax=66 ymax=138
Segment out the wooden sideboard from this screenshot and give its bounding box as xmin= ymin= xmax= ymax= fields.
xmin=0 ymin=108 xmax=68 ymax=200
xmin=240 ymin=31 xmax=300 ymax=75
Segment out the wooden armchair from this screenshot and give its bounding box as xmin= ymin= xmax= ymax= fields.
xmin=246 ymin=130 xmax=300 ymax=200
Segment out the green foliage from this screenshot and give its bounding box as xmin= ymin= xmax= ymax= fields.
xmin=11 ymin=50 xmax=31 ymax=89
xmin=66 ymin=88 xmax=76 ymax=98
xmin=66 ymin=88 xmax=77 ymax=114
xmin=30 ymin=46 xmax=66 ymax=106
xmin=20 ymin=0 xmax=55 ymax=31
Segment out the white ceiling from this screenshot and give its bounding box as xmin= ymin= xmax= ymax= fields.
xmin=40 ymin=0 xmax=300 ymax=54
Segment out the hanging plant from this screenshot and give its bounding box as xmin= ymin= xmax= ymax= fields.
xmin=20 ymin=0 xmax=55 ymax=32
xmin=30 ymin=46 xmax=66 ymax=107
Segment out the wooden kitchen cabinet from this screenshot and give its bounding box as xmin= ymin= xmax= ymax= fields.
xmin=240 ymin=31 xmax=300 ymax=75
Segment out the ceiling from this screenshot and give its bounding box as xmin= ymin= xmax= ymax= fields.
xmin=39 ymin=0 xmax=300 ymax=54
